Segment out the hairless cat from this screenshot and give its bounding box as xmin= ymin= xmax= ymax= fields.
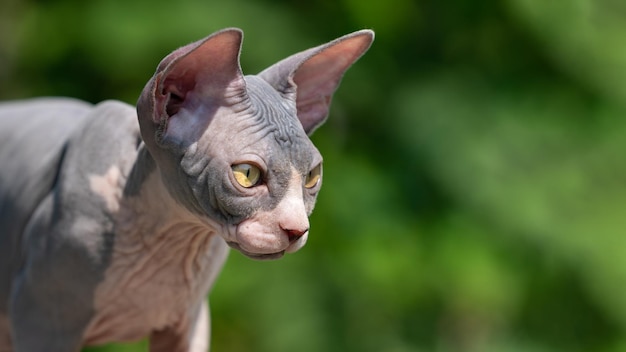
xmin=0 ymin=28 xmax=373 ymax=351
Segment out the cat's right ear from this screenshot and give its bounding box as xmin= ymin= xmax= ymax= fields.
xmin=258 ymin=30 xmax=374 ymax=135
xmin=137 ymin=28 xmax=246 ymax=148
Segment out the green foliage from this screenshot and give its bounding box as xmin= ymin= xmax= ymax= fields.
xmin=4 ymin=0 xmax=626 ymax=351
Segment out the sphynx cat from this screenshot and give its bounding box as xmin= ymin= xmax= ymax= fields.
xmin=0 ymin=28 xmax=373 ymax=351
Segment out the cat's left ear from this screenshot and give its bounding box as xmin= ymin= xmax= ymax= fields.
xmin=258 ymin=30 xmax=374 ymax=135
xmin=137 ymin=28 xmax=246 ymax=149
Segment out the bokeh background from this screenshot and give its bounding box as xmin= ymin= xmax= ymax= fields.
xmin=2 ymin=0 xmax=626 ymax=351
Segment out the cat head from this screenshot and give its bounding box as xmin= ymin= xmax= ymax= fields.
xmin=136 ymin=28 xmax=374 ymax=260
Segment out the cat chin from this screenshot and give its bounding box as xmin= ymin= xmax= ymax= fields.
xmin=226 ymin=241 xmax=285 ymax=261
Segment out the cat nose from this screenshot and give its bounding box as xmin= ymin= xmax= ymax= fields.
xmin=282 ymin=226 xmax=308 ymax=242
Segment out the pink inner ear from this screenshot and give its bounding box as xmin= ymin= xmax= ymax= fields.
xmin=161 ymin=74 xmax=196 ymax=117
xmin=292 ymin=34 xmax=374 ymax=133
xmin=154 ymin=29 xmax=245 ymax=119
xmin=293 ymin=54 xmax=344 ymax=129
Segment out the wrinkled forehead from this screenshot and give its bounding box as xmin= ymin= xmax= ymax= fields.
xmin=242 ymin=75 xmax=319 ymax=173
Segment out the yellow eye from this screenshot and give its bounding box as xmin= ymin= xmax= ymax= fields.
xmin=304 ymin=163 xmax=322 ymax=189
xmin=232 ymin=163 xmax=261 ymax=188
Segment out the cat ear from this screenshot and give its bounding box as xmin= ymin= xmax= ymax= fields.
xmin=258 ymin=30 xmax=374 ymax=135
xmin=138 ymin=28 xmax=246 ymax=146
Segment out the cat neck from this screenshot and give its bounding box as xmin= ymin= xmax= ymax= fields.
xmin=86 ymin=149 xmax=229 ymax=341
xmin=115 ymin=146 xmax=224 ymax=249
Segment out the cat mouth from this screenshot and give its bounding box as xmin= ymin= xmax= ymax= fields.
xmin=226 ymin=242 xmax=285 ymax=260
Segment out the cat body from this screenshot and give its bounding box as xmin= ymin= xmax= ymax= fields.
xmin=0 ymin=28 xmax=373 ymax=351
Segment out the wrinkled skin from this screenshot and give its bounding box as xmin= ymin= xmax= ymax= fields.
xmin=0 ymin=28 xmax=373 ymax=351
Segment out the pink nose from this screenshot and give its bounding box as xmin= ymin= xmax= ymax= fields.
xmin=283 ymin=227 xmax=308 ymax=242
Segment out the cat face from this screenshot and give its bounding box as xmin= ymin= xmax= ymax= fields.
xmin=137 ymin=28 xmax=373 ymax=259
xmin=179 ymin=77 xmax=323 ymax=259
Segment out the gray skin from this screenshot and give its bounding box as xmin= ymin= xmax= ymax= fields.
xmin=0 ymin=28 xmax=373 ymax=352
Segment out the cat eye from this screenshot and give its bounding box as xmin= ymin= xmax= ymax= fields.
xmin=304 ymin=163 xmax=322 ymax=189
xmin=232 ymin=163 xmax=261 ymax=188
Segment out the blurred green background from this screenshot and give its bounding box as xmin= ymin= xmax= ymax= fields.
xmin=2 ymin=0 xmax=626 ymax=351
